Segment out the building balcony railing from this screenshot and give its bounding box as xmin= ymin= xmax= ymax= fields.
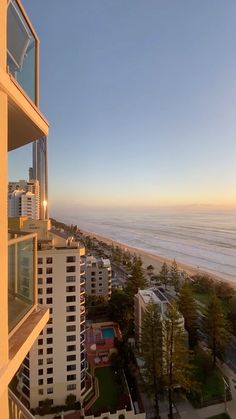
xmin=8 ymin=389 xmax=35 ymax=419
xmin=80 ymin=306 xmax=85 ymax=315
xmin=80 ymin=270 xmax=85 ymax=276
xmin=80 ymin=277 xmax=85 ymax=286
xmin=7 ymin=0 xmax=38 ymax=105
xmin=8 ymin=231 xmax=37 ymax=333
xmin=80 ymin=286 xmax=85 ymax=295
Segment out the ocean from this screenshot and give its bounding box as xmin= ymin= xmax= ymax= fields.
xmin=66 ymin=207 xmax=236 ymax=283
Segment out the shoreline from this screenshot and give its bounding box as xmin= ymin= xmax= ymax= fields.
xmin=79 ymin=228 xmax=236 ymax=289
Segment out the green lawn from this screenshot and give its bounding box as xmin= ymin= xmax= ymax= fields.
xmin=91 ymin=367 xmax=126 ymax=414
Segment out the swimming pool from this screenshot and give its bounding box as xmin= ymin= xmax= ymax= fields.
xmin=101 ymin=327 xmax=115 ymax=339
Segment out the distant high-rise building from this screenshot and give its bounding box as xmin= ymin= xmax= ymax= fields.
xmin=8 ymin=179 xmax=40 ymax=219
xmin=85 ymin=256 xmax=112 ymax=300
xmin=32 ymin=138 xmax=48 ymax=220
xmin=8 ymin=190 xmax=39 ymax=219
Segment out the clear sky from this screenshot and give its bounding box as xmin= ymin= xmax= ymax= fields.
xmin=9 ymin=0 xmax=236 ymax=211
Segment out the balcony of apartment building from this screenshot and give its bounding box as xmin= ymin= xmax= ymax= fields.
xmin=80 ymin=275 xmax=86 ymax=286
xmin=9 ymin=389 xmax=35 ymax=419
xmin=1 ymin=0 xmax=49 ymax=152
xmin=7 ymin=231 xmax=49 ymax=390
xmin=80 ymin=286 xmax=85 ymax=295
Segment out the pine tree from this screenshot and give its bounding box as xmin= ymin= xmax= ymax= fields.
xmin=178 ymin=282 xmax=198 ymax=348
xmin=141 ymin=301 xmax=163 ymax=419
xmin=204 ymin=294 xmax=229 ymax=365
xmin=159 ymin=262 xmax=169 ymax=289
xmin=170 ymin=259 xmax=180 ymax=291
xmin=125 ymin=256 xmax=147 ymax=297
xmin=163 ymin=303 xmax=195 ymax=419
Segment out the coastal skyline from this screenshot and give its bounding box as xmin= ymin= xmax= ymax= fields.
xmin=9 ymin=0 xmax=236 ymax=210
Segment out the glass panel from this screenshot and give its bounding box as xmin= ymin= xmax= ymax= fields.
xmin=7 ymin=0 xmax=36 ymax=103
xmin=8 ymin=237 xmax=34 ymax=331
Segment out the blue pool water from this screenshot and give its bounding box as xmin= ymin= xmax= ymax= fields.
xmin=102 ymin=327 xmax=115 ymax=339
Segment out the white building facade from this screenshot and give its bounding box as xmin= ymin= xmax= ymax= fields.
xmin=85 ymin=256 xmax=112 ymax=300
xmin=18 ymin=227 xmax=87 ymax=408
xmin=8 ymin=179 xmax=40 ymax=219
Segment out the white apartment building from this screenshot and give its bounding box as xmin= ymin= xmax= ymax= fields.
xmin=18 ymin=222 xmax=87 ymax=409
xmin=86 ymin=256 xmax=112 ymax=300
xmin=134 ymin=288 xmax=185 ymax=347
xmin=8 ymin=179 xmax=40 ymax=220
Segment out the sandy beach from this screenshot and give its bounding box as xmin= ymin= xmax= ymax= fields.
xmin=80 ymin=228 xmax=235 ymax=288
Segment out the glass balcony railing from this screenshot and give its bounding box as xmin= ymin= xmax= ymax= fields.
xmin=8 ymin=231 xmax=36 ymax=332
xmin=7 ymin=0 xmax=38 ymax=104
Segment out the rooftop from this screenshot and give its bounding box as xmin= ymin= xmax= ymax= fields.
xmin=138 ymin=288 xmax=168 ymax=305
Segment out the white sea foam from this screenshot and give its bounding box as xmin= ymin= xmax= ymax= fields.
xmin=67 ymin=207 xmax=236 ymax=283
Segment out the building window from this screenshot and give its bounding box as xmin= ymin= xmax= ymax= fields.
xmin=67 ymin=384 xmax=76 ymax=391
xmin=47 ymin=388 xmax=53 ymax=394
xmin=38 ymin=268 xmax=43 ymax=275
xmin=67 ymin=364 xmax=76 ymax=371
xmin=47 ymin=367 xmax=53 ymax=374
xmin=67 ymin=256 xmax=76 ymax=263
xmin=66 ymin=315 xmax=76 ymax=322
xmin=47 ymin=377 xmax=53 ymax=384
xmin=38 ymin=389 xmax=44 ymax=395
xmin=47 ymin=338 xmax=53 ymax=344
xmin=46 ymin=257 xmax=53 ymax=264
xmin=67 ymin=345 xmax=76 ymax=352
xmin=47 ymin=328 xmax=53 ymax=334
xmin=38 ymin=379 xmax=43 ymax=385
xmin=66 ymin=306 xmax=76 ymax=312
xmin=46 ymin=298 xmax=53 ymax=304
xmin=38 ymin=288 xmax=43 ymax=295
xmin=47 ymin=358 xmax=53 ymax=364
xmin=67 ymin=354 xmax=76 ymax=361
xmin=66 ymin=325 xmax=76 ymax=332
xmin=66 ymin=276 xmax=76 ymax=282
xmin=47 ymin=277 xmax=53 ymax=284
xmin=46 ymin=267 xmax=53 ymax=274
xmin=66 ymin=295 xmax=76 ymax=303
xmin=67 ymin=374 xmax=76 ymax=381
xmin=67 ymin=335 xmax=76 ymax=342
xmin=38 ymin=339 xmax=43 ymax=345
xmin=47 ymin=348 xmax=53 ymax=354
xmin=38 ymin=278 xmax=43 ymax=285
xmin=47 ymin=287 xmax=53 ymax=294
xmin=38 ymin=349 xmax=43 ymax=356
xmin=38 ymin=359 xmax=43 ymax=366
xmin=38 ymin=258 xmax=43 ymax=264
xmin=66 ymin=266 xmax=76 ymax=273
xmin=38 ymin=298 xmax=43 ymax=304
xmin=66 ymin=286 xmax=76 ymax=292
xmin=38 ymin=369 xmax=43 ymax=376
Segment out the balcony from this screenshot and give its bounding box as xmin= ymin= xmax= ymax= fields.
xmin=8 ymin=231 xmax=36 ymax=332
xmin=6 ymin=231 xmax=49 ymax=385
xmin=2 ymin=0 xmax=49 ymax=151
xmin=7 ymin=0 xmax=37 ymax=104
xmin=8 ymin=389 xmax=35 ymax=419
